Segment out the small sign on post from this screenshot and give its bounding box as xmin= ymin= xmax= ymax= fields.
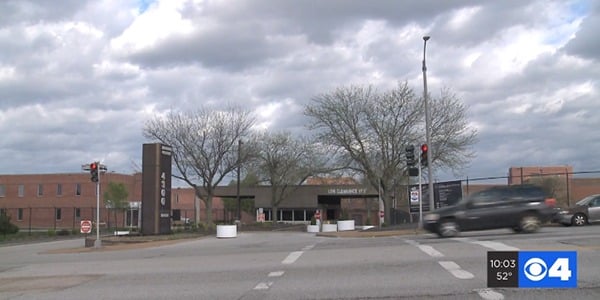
xmin=257 ymin=213 xmax=265 ymax=222
xmin=80 ymin=220 xmax=92 ymax=234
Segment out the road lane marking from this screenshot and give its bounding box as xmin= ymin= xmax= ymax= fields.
xmin=253 ymin=281 xmax=273 ymax=290
xmin=302 ymin=244 xmax=315 ymax=251
xmin=405 ymin=240 xmax=444 ymax=257
xmin=282 ymin=251 xmax=303 ymax=264
xmin=407 ymin=239 xmax=504 ymax=299
xmin=438 ymin=261 xmax=474 ymax=279
xmin=268 ymin=271 xmax=285 ymax=277
xmin=475 ymin=288 xmax=505 ymax=300
xmin=418 ymin=244 xmax=444 ymax=257
xmin=453 ymin=238 xmax=519 ymax=251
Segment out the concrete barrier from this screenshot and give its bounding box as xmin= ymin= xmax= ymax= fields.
xmin=216 ymin=225 xmax=237 ymax=238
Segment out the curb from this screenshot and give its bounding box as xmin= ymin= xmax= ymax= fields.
xmin=316 ymin=229 xmax=425 ymax=238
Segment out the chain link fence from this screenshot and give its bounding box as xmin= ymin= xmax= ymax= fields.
xmin=0 ymin=206 xmax=242 ymax=233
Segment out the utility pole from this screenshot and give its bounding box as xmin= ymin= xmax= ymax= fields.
xmin=422 ymin=36 xmax=435 ymax=211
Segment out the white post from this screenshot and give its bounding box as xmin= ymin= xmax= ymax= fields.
xmin=94 ymin=175 xmax=101 ymax=248
xmin=418 ymin=155 xmax=423 ymax=229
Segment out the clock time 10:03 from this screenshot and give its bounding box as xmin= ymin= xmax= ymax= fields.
xmin=487 ymin=251 xmax=519 ymax=287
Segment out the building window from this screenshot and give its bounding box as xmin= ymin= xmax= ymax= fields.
xmin=75 ymin=208 xmax=81 ymax=219
xmin=0 ymin=208 xmax=6 ymax=216
xmin=281 ymin=210 xmax=293 ymax=221
xmin=0 ymin=185 xmax=5 ymax=197
xmin=18 ymin=185 xmax=25 ymax=197
xmin=57 ymin=184 xmax=62 ymax=196
xmin=37 ymin=184 xmax=43 ymax=196
xmin=55 ymin=208 xmax=62 ymax=221
xmin=75 ymin=183 xmax=81 ymax=196
xmin=17 ymin=208 xmax=23 ymax=221
xmin=293 ymin=209 xmax=305 ymax=222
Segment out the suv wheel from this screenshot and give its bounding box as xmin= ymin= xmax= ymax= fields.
xmin=572 ymin=213 xmax=587 ymax=226
xmin=438 ymin=220 xmax=459 ymax=238
xmin=519 ymin=214 xmax=541 ymax=233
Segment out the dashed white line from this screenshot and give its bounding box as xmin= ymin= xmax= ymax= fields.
xmin=438 ymin=261 xmax=474 ymax=279
xmin=453 ymin=238 xmax=519 ymax=251
xmin=475 ymin=288 xmax=505 ymax=300
xmin=282 ymin=251 xmax=304 ymax=264
xmin=418 ymin=244 xmax=445 ymax=257
xmin=257 ymin=245 xmax=313 ymax=291
xmin=407 ymin=238 xmax=506 ymax=299
xmin=405 ymin=240 xmax=444 ymax=257
xmin=253 ymin=281 xmax=273 ymax=290
xmin=302 ymin=244 xmax=315 ymax=251
xmin=268 ymin=271 xmax=285 ymax=277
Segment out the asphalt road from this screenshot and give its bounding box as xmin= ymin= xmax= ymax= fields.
xmin=0 ymin=226 xmax=599 ymax=299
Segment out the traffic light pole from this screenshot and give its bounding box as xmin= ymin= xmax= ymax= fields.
xmin=94 ymin=178 xmax=101 ymax=248
xmin=418 ymin=154 xmax=423 ymax=229
xmin=82 ymin=162 xmax=104 ymax=248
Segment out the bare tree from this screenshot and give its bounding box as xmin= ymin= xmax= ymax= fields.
xmin=429 ymin=88 xmax=478 ymax=171
xmin=305 ymin=82 xmax=477 ymax=223
xmin=251 ymin=131 xmax=330 ymax=223
xmin=103 ymin=182 xmax=129 ymax=230
xmin=143 ymin=106 xmax=255 ymax=224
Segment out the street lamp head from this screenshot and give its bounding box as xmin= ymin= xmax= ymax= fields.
xmin=423 ymin=36 xmax=430 ymax=41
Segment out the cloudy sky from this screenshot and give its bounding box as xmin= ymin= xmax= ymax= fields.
xmin=1 ymin=0 xmax=599 ymax=182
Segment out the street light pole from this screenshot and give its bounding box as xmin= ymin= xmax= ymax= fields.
xmin=422 ymin=36 xmax=435 ymax=211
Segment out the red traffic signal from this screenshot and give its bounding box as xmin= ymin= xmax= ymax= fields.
xmin=421 ymin=144 xmax=428 ymax=153
xmin=420 ymin=144 xmax=428 ymax=167
xmin=90 ymin=162 xmax=99 ymax=182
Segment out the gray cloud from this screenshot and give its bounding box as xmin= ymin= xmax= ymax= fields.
xmin=562 ymin=1 xmax=600 ymax=60
xmin=0 ymin=0 xmax=90 ymax=26
xmin=0 ymin=0 xmax=598 ymax=182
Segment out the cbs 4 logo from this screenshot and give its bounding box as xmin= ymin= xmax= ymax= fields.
xmin=518 ymin=251 xmax=576 ymax=288
xmin=523 ymin=257 xmax=572 ymax=282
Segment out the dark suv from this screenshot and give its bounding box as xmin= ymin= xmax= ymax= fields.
xmin=423 ymin=185 xmax=557 ymax=237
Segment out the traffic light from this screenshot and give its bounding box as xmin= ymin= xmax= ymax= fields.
xmin=405 ymin=145 xmax=419 ymax=176
xmin=420 ymin=144 xmax=428 ymax=167
xmin=90 ymin=162 xmax=99 ymax=182
xmin=405 ymin=145 xmax=415 ymax=166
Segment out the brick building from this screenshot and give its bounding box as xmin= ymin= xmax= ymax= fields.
xmin=2 ymin=165 xmax=600 ymax=230
xmin=0 ymin=173 xmax=143 ymax=231
xmin=507 ymin=165 xmax=600 ymax=206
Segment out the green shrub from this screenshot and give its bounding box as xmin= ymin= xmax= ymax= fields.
xmin=193 ymin=222 xmax=217 ymax=233
xmin=0 ymin=214 xmax=19 ymax=236
xmin=57 ymin=229 xmax=70 ymax=236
